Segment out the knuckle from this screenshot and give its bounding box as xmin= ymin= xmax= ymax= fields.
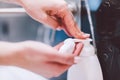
xmin=57 ymin=5 xmax=68 ymax=18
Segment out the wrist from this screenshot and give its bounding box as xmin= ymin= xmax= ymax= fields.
xmin=0 ymin=42 xmax=23 ymax=66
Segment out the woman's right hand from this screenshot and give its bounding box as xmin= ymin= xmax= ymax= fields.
xmin=18 ymin=0 xmax=89 ymax=39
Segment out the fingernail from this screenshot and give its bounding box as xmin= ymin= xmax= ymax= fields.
xmin=77 ymin=33 xmax=90 ymax=38
xmin=83 ymin=34 xmax=90 ymax=37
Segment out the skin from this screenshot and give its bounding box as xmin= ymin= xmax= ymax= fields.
xmin=0 ymin=41 xmax=83 ymax=78
xmin=0 ymin=0 xmax=88 ymax=78
xmin=0 ymin=0 xmax=90 ymax=38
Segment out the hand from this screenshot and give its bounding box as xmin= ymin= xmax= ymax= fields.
xmin=17 ymin=0 xmax=89 ymax=39
xmin=0 ymin=41 xmax=83 ymax=78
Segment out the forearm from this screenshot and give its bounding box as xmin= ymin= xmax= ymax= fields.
xmin=0 ymin=42 xmax=21 ymax=66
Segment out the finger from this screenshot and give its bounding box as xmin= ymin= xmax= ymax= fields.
xmin=62 ymin=25 xmax=73 ymax=37
xmin=46 ymin=62 xmax=70 ymax=77
xmin=81 ymin=32 xmax=90 ymax=38
xmin=52 ymin=53 xmax=75 ymax=65
xmin=73 ymin=43 xmax=83 ymax=56
xmin=57 ymin=7 xmax=90 ymax=39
